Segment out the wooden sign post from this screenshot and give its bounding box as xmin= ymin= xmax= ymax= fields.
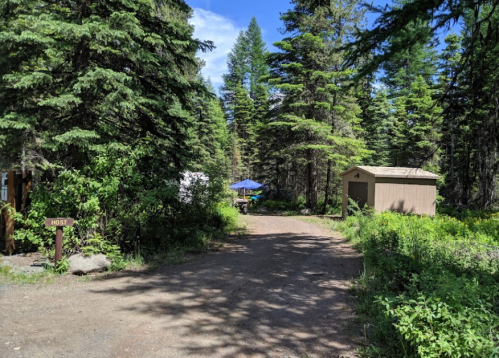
xmin=45 ymin=218 xmax=74 ymax=266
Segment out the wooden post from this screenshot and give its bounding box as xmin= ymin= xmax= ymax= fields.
xmin=5 ymin=171 xmax=15 ymax=255
xmin=22 ymin=171 xmax=32 ymax=211
xmin=45 ymin=218 xmax=74 ymax=267
xmin=55 ymin=226 xmax=63 ymax=265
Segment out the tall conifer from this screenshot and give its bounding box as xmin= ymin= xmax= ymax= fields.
xmin=267 ymin=0 xmax=368 ymax=211
xmin=363 ymin=89 xmax=395 ymax=166
xmin=0 ymin=0 xmax=211 ymax=171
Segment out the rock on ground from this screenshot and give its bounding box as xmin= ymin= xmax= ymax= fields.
xmin=68 ymin=254 xmax=111 ymax=275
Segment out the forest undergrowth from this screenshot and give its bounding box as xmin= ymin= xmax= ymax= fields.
xmin=314 ymin=207 xmax=499 ymax=357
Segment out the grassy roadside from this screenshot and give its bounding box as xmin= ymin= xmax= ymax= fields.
xmin=299 ymin=211 xmax=499 ymax=357
xmin=0 ymin=209 xmax=247 ymax=285
xmin=0 ymin=265 xmax=56 ymax=285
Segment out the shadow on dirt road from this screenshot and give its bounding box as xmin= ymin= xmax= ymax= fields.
xmin=1 ymin=216 xmax=362 ymax=358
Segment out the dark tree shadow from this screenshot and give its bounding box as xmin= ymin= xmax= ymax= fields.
xmin=92 ymin=229 xmax=363 ymax=357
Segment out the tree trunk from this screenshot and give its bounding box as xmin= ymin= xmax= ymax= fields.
xmin=323 ymin=159 xmax=332 ymax=214
xmin=306 ymin=149 xmax=318 ymax=211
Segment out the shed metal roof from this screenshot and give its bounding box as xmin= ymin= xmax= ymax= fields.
xmin=341 ymin=166 xmax=441 ymax=180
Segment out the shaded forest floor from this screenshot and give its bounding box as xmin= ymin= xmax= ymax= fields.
xmin=0 ymin=215 xmax=362 ymax=358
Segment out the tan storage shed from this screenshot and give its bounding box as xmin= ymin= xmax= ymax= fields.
xmin=342 ymin=166 xmax=440 ymax=217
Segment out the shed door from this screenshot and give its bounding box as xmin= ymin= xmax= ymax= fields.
xmin=348 ymin=182 xmax=368 ymax=209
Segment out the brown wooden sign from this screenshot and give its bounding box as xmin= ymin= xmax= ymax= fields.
xmin=45 ymin=218 xmax=74 ymax=227
xmin=44 ymin=218 xmax=74 ymax=266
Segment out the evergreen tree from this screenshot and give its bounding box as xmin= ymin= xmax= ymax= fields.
xmin=221 ymin=17 xmax=268 ymax=105
xmin=363 ymin=88 xmax=395 ymax=166
xmin=220 ymin=31 xmax=250 ymax=119
xmin=438 ymin=34 xmax=468 ymax=204
xmin=246 ymin=17 xmax=269 ymax=100
xmin=405 ymin=76 xmax=442 ymax=167
xmin=252 ymin=84 xmax=270 ymax=180
xmin=390 ymin=76 xmax=442 ymax=168
xmin=220 ymin=17 xmax=269 ymax=181
xmin=267 ymin=0 xmax=368 ymax=211
xmin=0 ymin=0 xmax=212 ymax=170
xmin=380 ymin=10 xmax=438 ymax=98
xmin=189 ymin=77 xmax=230 ymax=175
xmin=0 ymin=0 xmax=241 ymax=255
xmin=347 ymin=0 xmax=499 ymax=208
xmin=347 ymin=0 xmax=498 ymax=79
xmin=448 ymin=6 xmax=499 ymax=207
xmin=232 ymin=84 xmax=255 ymax=180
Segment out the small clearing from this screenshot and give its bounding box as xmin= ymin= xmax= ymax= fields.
xmin=0 ymin=215 xmax=362 ymax=358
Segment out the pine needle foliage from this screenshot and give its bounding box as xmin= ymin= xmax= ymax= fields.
xmin=0 ymin=0 xmax=212 ymax=168
xmin=0 ymin=0 xmax=239 ymax=259
xmin=266 ymin=0 xmax=368 ymax=211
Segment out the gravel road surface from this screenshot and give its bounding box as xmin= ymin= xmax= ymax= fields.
xmin=0 ymin=215 xmax=362 ymax=358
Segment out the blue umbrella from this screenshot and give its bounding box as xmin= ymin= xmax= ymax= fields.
xmin=230 ymin=179 xmax=263 ymax=190
xmin=230 ymin=179 xmax=263 ymax=198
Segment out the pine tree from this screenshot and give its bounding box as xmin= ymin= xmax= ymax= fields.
xmin=391 ymin=76 xmax=442 ymax=168
xmin=220 ymin=17 xmax=269 ymax=181
xmin=246 ymin=17 xmax=269 ymax=100
xmin=0 ymin=0 xmax=212 ymax=171
xmin=220 ymin=31 xmax=250 ymax=119
xmin=346 ymin=0 xmax=499 ymax=208
xmin=232 ymin=84 xmax=255 ymax=180
xmin=363 ymin=88 xmax=395 ymax=166
xmin=252 ymin=84 xmax=270 ymax=180
xmin=438 ymin=34 xmax=469 ymax=204
xmin=267 ymin=0 xmax=368 ymax=211
xmin=189 ymin=77 xmax=230 ymax=176
xmin=405 ymin=76 xmax=442 ymax=167
xmin=380 ymin=18 xmax=438 ymax=98
xmin=444 ymin=6 xmax=499 ymax=207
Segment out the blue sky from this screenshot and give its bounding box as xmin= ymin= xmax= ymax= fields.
xmin=186 ymin=0 xmax=294 ymax=88
xmin=184 ymin=1 xmax=400 ymax=89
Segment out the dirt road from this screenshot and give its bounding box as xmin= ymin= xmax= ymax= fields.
xmin=0 ymin=215 xmax=362 ymax=358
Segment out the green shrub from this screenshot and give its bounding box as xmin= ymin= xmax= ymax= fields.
xmin=14 ymin=148 xmax=237 ymax=268
xmin=341 ymin=209 xmax=499 ymax=357
xmin=253 ymin=197 xmax=306 ymax=213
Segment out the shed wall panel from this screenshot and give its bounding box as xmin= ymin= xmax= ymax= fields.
xmin=342 ymin=169 xmax=375 ymax=216
xmin=374 ymin=181 xmax=437 ymax=216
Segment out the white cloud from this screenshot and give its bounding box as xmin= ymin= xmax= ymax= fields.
xmin=190 ymin=8 xmax=242 ymax=90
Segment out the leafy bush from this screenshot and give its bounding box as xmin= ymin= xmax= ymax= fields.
xmin=253 ymin=197 xmax=306 ymax=213
xmin=341 ymin=209 xmax=499 ymax=357
xmin=14 ymin=148 xmax=238 ymax=269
